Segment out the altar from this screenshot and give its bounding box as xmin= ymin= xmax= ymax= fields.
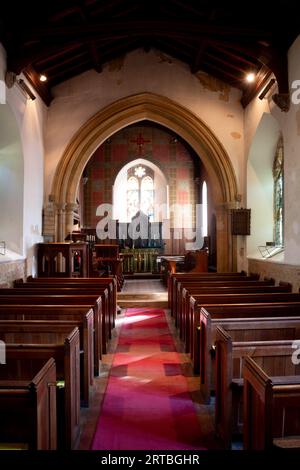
xmin=120 ymin=248 xmax=161 ymax=274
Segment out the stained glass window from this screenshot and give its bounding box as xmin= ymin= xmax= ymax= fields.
xmin=273 ymin=137 xmax=284 ymax=246
xmin=126 ymin=167 xmax=154 ymax=221
xmin=127 ymin=176 xmax=139 ymax=221
xmin=141 ymin=176 xmax=154 ymax=221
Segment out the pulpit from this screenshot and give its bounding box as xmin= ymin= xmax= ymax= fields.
xmin=37 ymin=242 xmax=88 ymax=277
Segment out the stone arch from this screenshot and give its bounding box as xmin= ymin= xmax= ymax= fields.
xmin=51 ymin=93 xmax=238 ymax=271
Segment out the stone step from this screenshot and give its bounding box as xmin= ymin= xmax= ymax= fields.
xmin=118 ymin=293 xmax=167 ymax=300
xmin=118 ymin=299 xmax=168 ymax=308
xmin=117 ymin=292 xmax=168 ymax=308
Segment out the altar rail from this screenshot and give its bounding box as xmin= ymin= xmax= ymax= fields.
xmin=120 ymin=249 xmax=160 ymax=274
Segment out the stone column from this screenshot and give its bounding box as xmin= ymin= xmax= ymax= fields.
xmin=65 ymin=203 xmax=79 ymax=239
xmin=55 ymin=202 xmax=66 ymax=242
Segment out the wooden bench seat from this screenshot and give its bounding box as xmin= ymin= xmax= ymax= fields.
xmin=177 ymin=282 xmax=288 ymax=344
xmin=169 ymin=272 xmax=257 ymax=310
xmin=0 ymin=357 xmax=56 ymax=450
xmin=173 ymin=277 xmax=273 ymax=320
xmin=0 ymin=312 xmax=93 ymax=407
xmin=18 ymin=277 xmax=117 ymax=331
xmin=189 ymin=293 xmax=300 ymax=372
xmin=215 ymin=327 xmax=300 ymax=448
xmin=23 ymin=276 xmax=117 ymax=325
xmin=173 ymin=278 xmax=275 ymax=329
xmin=243 ymin=356 xmax=300 ymax=450
xmin=200 ymin=310 xmax=300 ymax=403
xmin=0 ymin=287 xmax=111 ymax=352
xmin=0 ymin=294 xmax=102 ymax=374
xmin=0 ymin=325 xmax=80 ymax=449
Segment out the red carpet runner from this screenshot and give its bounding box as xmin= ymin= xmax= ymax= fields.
xmin=91 ymin=308 xmax=205 ymax=450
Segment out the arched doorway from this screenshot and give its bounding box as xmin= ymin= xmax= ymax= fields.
xmin=50 ymin=93 xmax=238 ymax=271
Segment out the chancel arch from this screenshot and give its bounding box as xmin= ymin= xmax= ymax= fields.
xmin=50 ymin=93 xmax=238 ymax=271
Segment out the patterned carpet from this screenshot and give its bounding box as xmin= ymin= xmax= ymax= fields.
xmin=91 ymin=308 xmax=205 ymax=450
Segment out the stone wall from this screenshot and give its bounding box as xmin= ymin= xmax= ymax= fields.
xmin=248 ymin=258 xmax=300 ymax=292
xmin=0 ymin=260 xmax=26 ymax=287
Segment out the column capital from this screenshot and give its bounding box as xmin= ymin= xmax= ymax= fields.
xmin=55 ymin=202 xmax=66 ymax=211
xmin=65 ymin=202 xmax=79 ymax=212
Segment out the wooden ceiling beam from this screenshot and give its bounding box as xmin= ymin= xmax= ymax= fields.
xmin=241 ymin=65 xmax=273 ymax=108
xmin=211 ymin=43 xmax=258 ymax=68
xmin=40 ymin=51 xmax=88 ymax=74
xmin=89 ymin=0 xmax=133 ymax=17
xmin=201 ymin=60 xmax=243 ymax=84
xmin=154 ymin=38 xmax=192 ymax=61
xmin=166 ymin=0 xmax=206 ymax=17
xmin=9 ymin=21 xmax=272 ymax=42
xmin=205 ymin=52 xmax=248 ymax=75
xmin=23 ymin=66 xmax=53 ymax=106
xmin=191 ymin=40 xmax=208 ymax=74
xmin=7 ymin=42 xmax=82 ymax=73
xmin=199 ymin=64 xmax=239 ymax=89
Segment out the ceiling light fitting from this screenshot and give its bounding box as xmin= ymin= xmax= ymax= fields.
xmin=17 ymin=79 xmax=36 ymax=100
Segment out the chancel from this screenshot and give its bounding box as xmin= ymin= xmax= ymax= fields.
xmin=1 ymin=1 xmax=300 ymax=456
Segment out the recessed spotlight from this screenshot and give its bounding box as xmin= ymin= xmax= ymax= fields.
xmin=39 ymin=74 xmax=47 ymax=82
xmin=246 ymin=72 xmax=256 ymax=83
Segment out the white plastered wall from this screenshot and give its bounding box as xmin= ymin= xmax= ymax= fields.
xmin=0 ymin=44 xmax=47 ymax=275
xmin=245 ymin=34 xmax=300 ymax=267
xmin=45 ymin=49 xmax=245 ymax=203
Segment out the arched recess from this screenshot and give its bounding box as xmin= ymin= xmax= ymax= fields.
xmin=0 ymin=104 xmax=24 ymax=255
xmin=247 ymin=113 xmax=281 ymax=258
xmin=51 ymin=93 xmax=238 ymax=271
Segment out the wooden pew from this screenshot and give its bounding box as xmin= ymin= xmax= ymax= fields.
xmin=177 ymin=283 xmax=291 ymax=353
xmin=0 ymin=357 xmax=57 ymax=450
xmin=0 ymin=311 xmax=93 ymax=407
xmin=168 ymin=271 xmax=251 ymax=307
xmin=172 ymin=276 xmax=269 ymax=321
xmin=173 ymin=278 xmax=273 ymax=328
xmin=200 ymin=308 xmax=300 ymax=403
xmin=0 ymin=294 xmax=102 ymax=374
xmin=169 ymin=272 xmax=257 ymax=311
xmin=23 ymin=276 xmax=117 ymax=326
xmin=176 ymin=280 xmax=284 ymax=340
xmin=0 ymin=325 xmax=80 ymax=449
xmin=1 ymin=286 xmax=110 ymax=351
xmin=189 ymin=292 xmax=300 ymax=373
xmin=215 ymin=327 xmax=300 ymax=448
xmin=243 ymin=356 xmax=300 ymax=450
xmin=19 ymin=277 xmax=117 ymax=330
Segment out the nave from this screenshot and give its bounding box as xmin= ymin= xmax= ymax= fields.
xmin=1 ymin=271 xmax=300 ymax=451
xmin=79 ymin=279 xmax=218 ymax=450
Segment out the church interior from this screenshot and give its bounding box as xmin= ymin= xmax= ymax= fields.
xmin=1 ymin=0 xmax=300 ymax=453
